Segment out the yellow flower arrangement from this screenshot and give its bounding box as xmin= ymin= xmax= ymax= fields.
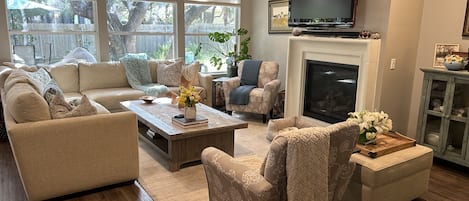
xmin=178 ymin=85 xmax=201 ymax=107
xmin=444 ymin=54 xmax=464 ymax=64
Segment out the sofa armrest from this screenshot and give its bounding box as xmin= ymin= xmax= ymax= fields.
xmin=197 ymin=72 xmax=213 ymax=106
xmin=333 ymin=160 xmax=356 ymax=201
xmin=262 ymin=79 xmax=281 ymax=110
xmin=7 ymin=112 xmax=139 ymax=201
xmin=222 ymin=77 xmax=241 ymax=107
xmin=201 ymin=147 xmax=275 ymax=201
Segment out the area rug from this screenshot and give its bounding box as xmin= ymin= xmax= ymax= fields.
xmin=137 ymin=113 xmax=272 ymax=201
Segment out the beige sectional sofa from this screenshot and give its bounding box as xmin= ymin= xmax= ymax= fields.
xmin=0 ymin=60 xmax=212 ymax=201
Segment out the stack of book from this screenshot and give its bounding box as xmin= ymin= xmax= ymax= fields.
xmin=172 ymin=115 xmax=208 ymax=128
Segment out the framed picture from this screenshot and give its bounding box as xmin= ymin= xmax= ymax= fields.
xmin=463 ymin=1 xmax=469 ymax=36
xmin=433 ymin=43 xmax=460 ymax=67
xmin=268 ymin=0 xmax=291 ymax=34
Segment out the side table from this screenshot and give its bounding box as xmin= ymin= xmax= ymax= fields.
xmin=211 ymin=77 xmax=231 ymax=111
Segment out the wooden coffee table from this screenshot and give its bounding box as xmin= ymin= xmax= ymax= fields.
xmin=120 ymin=98 xmax=248 ymax=171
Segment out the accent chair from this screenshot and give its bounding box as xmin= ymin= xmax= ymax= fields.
xmin=222 ymin=61 xmax=281 ymax=123
xmin=201 ymin=121 xmax=359 ymax=201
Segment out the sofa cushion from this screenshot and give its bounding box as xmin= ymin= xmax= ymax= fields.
xmin=81 ymin=87 xmax=145 ymax=111
xmin=66 ymin=97 xmax=110 ymax=114
xmin=49 ymin=93 xmax=97 ymax=119
xmin=148 ymin=61 xmax=159 ymax=83
xmin=47 ymin=64 xmax=79 ymax=93
xmin=4 ymin=69 xmax=40 ymax=93
xmin=182 ymin=61 xmax=200 ymax=86
xmin=5 ymin=83 xmax=51 ymax=123
xmin=157 ymin=60 xmax=182 ymax=87
xmin=79 ymin=62 xmax=129 ymax=91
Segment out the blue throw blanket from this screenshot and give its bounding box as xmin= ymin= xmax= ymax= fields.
xmin=120 ymin=53 xmax=169 ymax=97
xmin=229 ymin=60 xmax=262 ymax=105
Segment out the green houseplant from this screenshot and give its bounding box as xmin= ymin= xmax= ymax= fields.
xmin=195 ymin=28 xmax=251 ymax=76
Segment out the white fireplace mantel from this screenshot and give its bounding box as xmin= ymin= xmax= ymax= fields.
xmin=284 ymin=36 xmax=382 ymax=123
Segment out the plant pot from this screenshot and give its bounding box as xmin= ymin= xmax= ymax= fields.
xmin=227 ymin=65 xmax=238 ymax=77
xmin=184 ymin=106 xmax=197 ymax=121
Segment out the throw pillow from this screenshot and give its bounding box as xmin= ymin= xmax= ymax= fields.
xmin=49 ymin=93 xmax=97 ymax=119
xmin=42 ymin=79 xmax=64 ymax=104
xmin=25 ymin=68 xmax=52 ymax=92
xmin=157 ymin=60 xmax=182 ymax=87
xmin=181 ymin=61 xmax=200 ymax=86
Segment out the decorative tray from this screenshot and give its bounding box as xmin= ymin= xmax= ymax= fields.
xmin=355 ymin=131 xmax=416 ymax=158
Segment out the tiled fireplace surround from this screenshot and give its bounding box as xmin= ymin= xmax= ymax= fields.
xmin=285 ymin=36 xmax=382 ymax=125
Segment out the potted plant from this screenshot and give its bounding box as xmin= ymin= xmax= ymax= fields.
xmin=195 ymin=28 xmax=251 ymax=77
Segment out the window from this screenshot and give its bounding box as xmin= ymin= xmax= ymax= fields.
xmin=184 ymin=1 xmax=240 ymax=73
xmin=7 ymin=0 xmax=97 ymax=64
xmin=5 ymin=0 xmax=243 ymax=74
xmin=106 ymin=0 xmax=175 ymax=61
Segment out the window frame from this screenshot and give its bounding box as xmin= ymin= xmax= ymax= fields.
xmin=3 ymin=0 xmax=243 ymax=75
xmin=7 ymin=0 xmax=100 ymax=61
xmin=183 ymin=1 xmax=241 ymax=73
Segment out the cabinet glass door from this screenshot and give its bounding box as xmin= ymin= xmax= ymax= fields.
xmin=423 ymin=115 xmax=442 ymax=150
xmin=447 ymin=79 xmax=469 ymax=158
xmin=427 ymin=80 xmax=447 ymax=115
xmin=421 ymin=79 xmax=448 ymax=151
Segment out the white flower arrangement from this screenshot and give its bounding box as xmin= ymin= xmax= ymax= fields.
xmin=346 ymin=111 xmax=393 ymax=143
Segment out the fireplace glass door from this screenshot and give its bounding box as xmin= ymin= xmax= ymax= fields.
xmin=303 ymin=60 xmax=359 ymax=123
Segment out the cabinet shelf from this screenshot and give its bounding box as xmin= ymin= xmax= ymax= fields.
xmin=418 ymin=68 xmax=469 ymax=167
xmin=426 ymin=110 xmax=443 ymax=117
xmin=450 ymin=115 xmax=467 ymax=122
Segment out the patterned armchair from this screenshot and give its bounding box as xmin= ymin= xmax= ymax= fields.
xmin=222 ymin=61 xmax=281 ymax=123
xmin=201 ymin=121 xmax=359 ymax=201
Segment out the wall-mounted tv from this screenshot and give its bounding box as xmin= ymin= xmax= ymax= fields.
xmin=288 ymin=0 xmax=358 ymax=29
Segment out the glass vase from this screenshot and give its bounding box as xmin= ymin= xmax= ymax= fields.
xmin=358 ymin=132 xmax=377 ymax=145
xmin=184 ymin=106 xmax=197 ymax=121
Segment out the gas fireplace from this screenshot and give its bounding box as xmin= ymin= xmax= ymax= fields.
xmin=285 ymin=36 xmax=382 ymax=125
xmin=303 ymin=60 xmax=358 ymax=123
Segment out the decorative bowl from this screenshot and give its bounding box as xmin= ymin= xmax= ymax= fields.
xmin=443 ymin=62 xmax=464 ymax=71
xmin=139 ymin=96 xmax=156 ymax=104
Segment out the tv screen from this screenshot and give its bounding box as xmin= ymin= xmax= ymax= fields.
xmin=289 ymin=0 xmax=357 ymax=28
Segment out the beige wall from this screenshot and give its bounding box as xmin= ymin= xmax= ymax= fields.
xmin=379 ymin=0 xmax=424 ymax=137
xmin=408 ymin=0 xmax=469 ymax=138
xmin=248 ymin=0 xmax=433 ymax=136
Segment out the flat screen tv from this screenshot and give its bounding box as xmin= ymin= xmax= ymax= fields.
xmin=288 ymin=0 xmax=358 ymax=28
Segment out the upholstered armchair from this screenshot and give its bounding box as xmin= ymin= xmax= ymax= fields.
xmin=201 ymin=121 xmax=359 ymax=201
xmin=222 ymin=61 xmax=281 ymax=123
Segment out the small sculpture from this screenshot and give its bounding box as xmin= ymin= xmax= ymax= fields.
xmin=292 ymin=28 xmax=304 ymax=36
xmin=432 ymin=99 xmax=442 ymax=111
xmin=371 ymin=32 xmax=381 ymax=39
xmin=359 ymin=30 xmax=370 ymax=39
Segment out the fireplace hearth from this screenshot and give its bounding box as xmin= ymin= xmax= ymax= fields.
xmin=303 ymin=60 xmax=358 ymax=123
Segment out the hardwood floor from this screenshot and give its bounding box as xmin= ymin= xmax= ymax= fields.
xmin=2 ymin=137 xmax=469 ymax=201
xmin=418 ymin=158 xmax=469 ymax=201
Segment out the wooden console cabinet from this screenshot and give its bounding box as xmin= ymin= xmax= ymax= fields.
xmin=417 ymin=68 xmax=469 ymax=167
